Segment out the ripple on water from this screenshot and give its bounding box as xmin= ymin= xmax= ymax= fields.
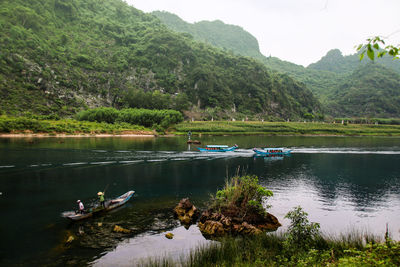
xmin=92 ymin=225 xmax=216 ymax=267
xmin=63 ymin=162 xmax=88 ymax=166
xmin=90 ymin=161 xmax=117 ymax=165
xmin=0 ymin=165 xmax=15 ymax=168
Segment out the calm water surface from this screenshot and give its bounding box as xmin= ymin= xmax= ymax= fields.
xmin=0 ymin=136 xmax=399 ymax=266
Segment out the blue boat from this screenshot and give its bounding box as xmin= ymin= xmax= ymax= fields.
xmin=63 ymin=190 xmax=135 ymax=221
xmin=253 ymin=147 xmax=292 ymax=156
xmin=197 ymin=144 xmax=238 ymax=152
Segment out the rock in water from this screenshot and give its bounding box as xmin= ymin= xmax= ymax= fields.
xmin=198 ymin=210 xmax=281 ymax=238
xmin=174 ymin=198 xmax=200 ymax=225
xmin=113 ymin=225 xmax=131 ymax=234
xmin=165 ymin=233 xmax=174 ymax=239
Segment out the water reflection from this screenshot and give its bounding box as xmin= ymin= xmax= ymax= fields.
xmin=0 ymin=136 xmax=399 ymax=266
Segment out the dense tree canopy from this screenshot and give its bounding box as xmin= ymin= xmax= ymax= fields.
xmin=0 ymin=0 xmax=321 ymax=120
xmin=154 ymin=11 xmax=400 ymax=118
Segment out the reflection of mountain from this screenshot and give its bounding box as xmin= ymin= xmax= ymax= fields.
xmin=250 ymin=153 xmax=400 ymax=210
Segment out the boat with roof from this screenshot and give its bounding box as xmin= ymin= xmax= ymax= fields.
xmin=197 ymin=144 xmax=238 ymax=152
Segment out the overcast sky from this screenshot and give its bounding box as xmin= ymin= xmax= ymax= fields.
xmin=126 ymin=0 xmax=400 ymax=67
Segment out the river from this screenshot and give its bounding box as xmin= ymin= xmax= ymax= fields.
xmin=0 ymin=135 xmax=399 ymax=266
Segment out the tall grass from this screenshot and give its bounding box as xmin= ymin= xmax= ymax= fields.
xmin=76 ymin=107 xmax=184 ymax=128
xmin=0 ymin=115 xmax=151 ymax=134
xmin=142 ymin=230 xmax=399 ymax=267
xmin=174 ymin=121 xmax=400 ymax=136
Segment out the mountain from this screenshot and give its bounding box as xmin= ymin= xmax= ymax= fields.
xmin=153 ymin=11 xmax=400 ymax=118
xmin=152 ymin=11 xmax=263 ymax=59
xmin=308 ymin=49 xmax=400 ymax=75
xmin=326 ymin=63 xmax=400 ymax=117
xmin=0 ymin=0 xmax=321 ymax=120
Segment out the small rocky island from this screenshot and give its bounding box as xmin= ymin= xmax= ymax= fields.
xmin=174 ymin=175 xmax=281 ymax=238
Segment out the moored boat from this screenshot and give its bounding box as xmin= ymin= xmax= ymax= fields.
xmin=253 ymin=147 xmax=292 ymax=156
xmin=197 ymin=144 xmax=238 ymax=152
xmin=63 ymin=190 xmax=135 ymax=221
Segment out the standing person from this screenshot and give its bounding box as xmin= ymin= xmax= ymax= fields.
xmin=98 ymin=191 xmax=105 ymax=208
xmin=77 ymin=200 xmax=85 ymax=214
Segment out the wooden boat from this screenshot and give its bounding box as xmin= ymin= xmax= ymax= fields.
xmin=253 ymin=147 xmax=292 ymax=156
xmin=63 ymin=190 xmax=135 ymax=221
xmin=197 ymin=144 xmax=238 ymax=152
xmin=187 ymin=139 xmax=201 ymax=144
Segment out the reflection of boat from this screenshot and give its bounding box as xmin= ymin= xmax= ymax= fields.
xmin=253 ymin=148 xmax=292 ymax=156
xmin=187 ymin=140 xmax=201 ymax=144
xmin=254 ymin=154 xmax=284 ymax=161
xmin=197 ymin=144 xmax=238 ymax=152
xmin=63 ymin=191 xmax=135 ymax=221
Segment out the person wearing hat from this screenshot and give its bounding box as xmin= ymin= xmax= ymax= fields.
xmin=98 ymin=192 xmax=105 ymax=208
xmin=77 ymin=200 xmax=85 ymax=214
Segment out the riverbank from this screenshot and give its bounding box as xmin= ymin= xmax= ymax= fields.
xmin=2 ymin=116 xmax=400 ymax=137
xmin=0 ymin=133 xmax=155 ymax=138
xmin=0 ymin=115 xmax=154 ymax=137
xmin=173 ymin=121 xmax=400 ymax=136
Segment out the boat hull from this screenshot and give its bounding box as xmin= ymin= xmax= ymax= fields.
xmin=198 ymin=146 xmax=238 ymax=152
xmin=64 ymin=190 xmax=135 ymax=221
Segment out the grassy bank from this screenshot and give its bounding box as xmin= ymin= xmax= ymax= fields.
xmin=145 ymin=232 xmax=399 ymax=267
xmin=0 ymin=115 xmax=153 ymax=135
xmin=173 ymin=121 xmax=400 ymax=136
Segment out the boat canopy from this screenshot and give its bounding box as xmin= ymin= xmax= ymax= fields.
xmin=206 ymin=145 xmax=229 ymax=148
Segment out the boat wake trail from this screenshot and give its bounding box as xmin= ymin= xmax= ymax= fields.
xmin=292 ymin=148 xmax=400 ymax=154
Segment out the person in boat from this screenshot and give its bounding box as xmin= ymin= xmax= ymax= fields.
xmin=77 ymin=200 xmax=85 ymax=214
xmin=98 ymin=191 xmax=106 ymax=208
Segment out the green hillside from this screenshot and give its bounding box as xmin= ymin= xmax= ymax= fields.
xmin=153 ymin=11 xmax=400 ymax=118
xmin=326 ymin=63 xmax=400 ymax=117
xmin=308 ymin=49 xmax=400 ymax=75
xmin=152 ymin=11 xmax=263 ymax=59
xmin=0 ymin=0 xmax=321 ymax=120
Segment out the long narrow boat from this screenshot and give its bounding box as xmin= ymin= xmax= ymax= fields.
xmin=63 ymin=190 xmax=135 ymax=221
xmin=253 ymin=147 xmax=292 ymax=156
xmin=197 ymin=144 xmax=238 ymax=152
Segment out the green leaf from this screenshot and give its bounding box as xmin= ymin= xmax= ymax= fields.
xmin=377 ymin=51 xmax=387 ymax=58
xmin=367 ymin=45 xmax=375 ymax=60
xmin=359 ymin=51 xmax=365 ymax=61
xmin=373 ymin=43 xmax=380 ymax=50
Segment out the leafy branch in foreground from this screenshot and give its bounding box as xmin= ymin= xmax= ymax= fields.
xmin=357 ymin=36 xmax=400 ymax=60
xmin=284 ymin=206 xmax=321 ymax=251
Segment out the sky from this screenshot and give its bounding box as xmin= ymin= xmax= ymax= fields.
xmin=125 ymin=0 xmax=400 ymax=67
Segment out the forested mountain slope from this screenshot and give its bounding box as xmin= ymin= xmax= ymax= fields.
xmin=0 ymin=0 xmax=321 ymax=120
xmin=152 ymin=11 xmax=263 ymax=59
xmin=308 ymin=49 xmax=400 ymax=75
xmin=153 ymin=11 xmax=400 ymax=118
xmin=325 ymin=63 xmax=400 ymax=117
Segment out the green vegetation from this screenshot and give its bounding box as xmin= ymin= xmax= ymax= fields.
xmin=76 ymin=107 xmax=183 ymax=129
xmin=144 ymin=207 xmax=400 ymax=266
xmin=211 ymin=175 xmax=273 ymax=217
xmin=0 ymin=0 xmax=321 ymax=121
xmin=357 ymin=36 xmax=400 ymax=61
xmin=325 ymin=64 xmax=400 ymax=117
xmin=154 ymin=12 xmax=400 ymax=119
xmin=152 ymin=11 xmax=262 ymax=59
xmin=174 ymin=121 xmax=400 ymax=136
xmin=0 ymin=115 xmax=151 ymax=135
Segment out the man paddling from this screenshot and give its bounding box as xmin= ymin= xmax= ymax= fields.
xmin=98 ymin=191 xmax=106 ymax=208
